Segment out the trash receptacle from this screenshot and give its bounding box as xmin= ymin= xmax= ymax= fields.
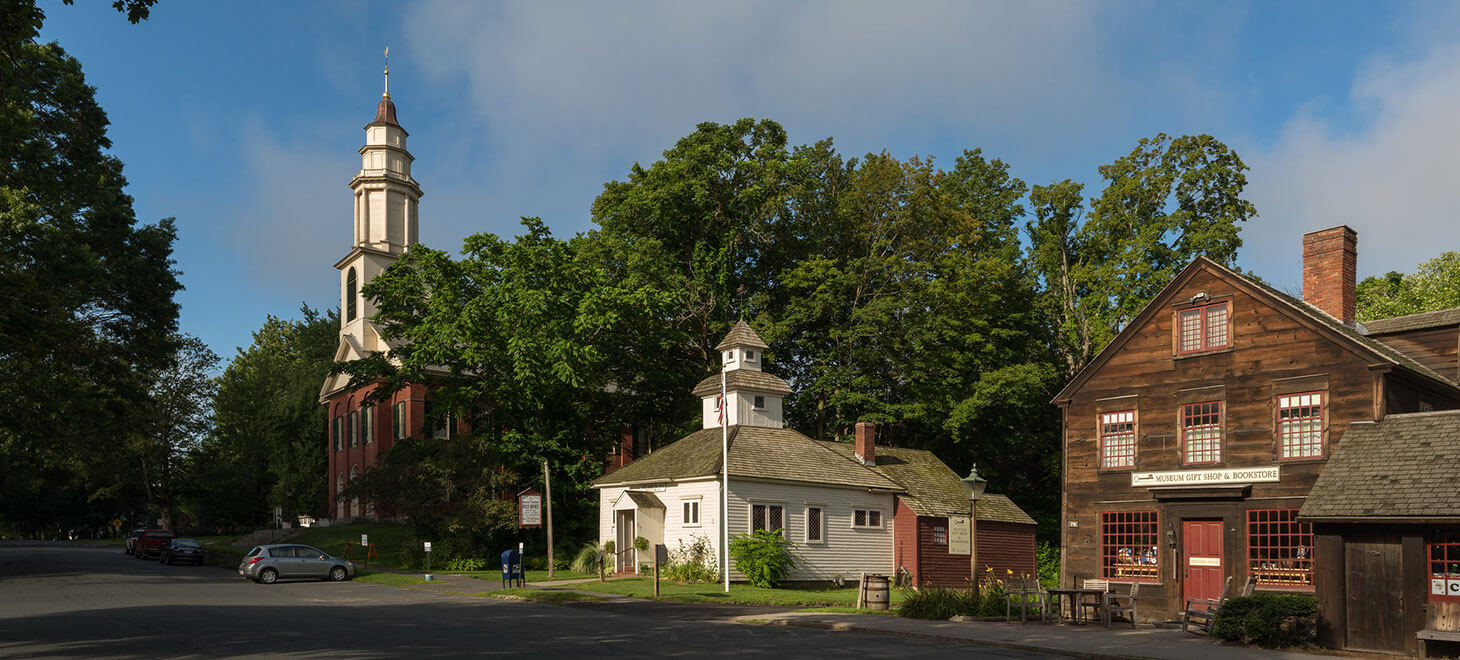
xmin=501 ymin=549 xmax=523 ymax=587
xmin=864 ymin=574 xmax=890 ymax=611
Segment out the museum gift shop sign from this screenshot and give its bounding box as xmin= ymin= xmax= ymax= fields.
xmin=1131 ymin=466 xmax=1280 ymax=488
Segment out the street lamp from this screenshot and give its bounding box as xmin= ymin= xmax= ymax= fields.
xmin=962 ymin=465 xmax=987 ymax=589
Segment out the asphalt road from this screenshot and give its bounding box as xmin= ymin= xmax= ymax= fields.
xmin=0 ymin=544 xmax=1062 ymax=658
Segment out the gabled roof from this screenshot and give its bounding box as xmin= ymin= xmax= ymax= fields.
xmin=716 ymin=321 xmax=769 ymax=351
xmin=1053 ymin=256 xmax=1460 ymax=403
xmin=1363 ymin=307 xmax=1460 ymax=335
xmin=816 ymin=442 xmax=1036 ymax=525
xmin=691 ymin=369 xmax=793 ymax=397
xmin=591 ymin=425 xmax=903 ymax=492
xmin=1300 ymin=410 xmax=1460 ymax=520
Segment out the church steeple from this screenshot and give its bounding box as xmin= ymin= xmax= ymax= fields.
xmin=322 ymin=56 xmax=425 ymax=399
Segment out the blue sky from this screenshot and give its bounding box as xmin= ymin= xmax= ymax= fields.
xmin=38 ymin=1 xmax=1460 ymax=362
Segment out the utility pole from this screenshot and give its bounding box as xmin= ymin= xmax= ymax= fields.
xmin=544 ymin=458 xmax=554 ymax=578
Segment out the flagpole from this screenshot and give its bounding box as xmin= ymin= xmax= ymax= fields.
xmin=721 ymin=368 xmax=729 ymax=593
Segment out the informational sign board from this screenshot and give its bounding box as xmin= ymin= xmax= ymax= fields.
xmin=1131 ymin=466 xmax=1280 ymax=488
xmin=948 ymin=515 xmax=972 ymax=556
xmin=361 ymin=534 xmax=369 ymax=546
xmin=423 ymin=541 xmax=432 ymax=553
xmin=518 ymin=488 xmax=543 ymax=528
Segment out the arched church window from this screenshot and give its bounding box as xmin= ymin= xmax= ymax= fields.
xmin=346 ymin=267 xmax=358 ymax=321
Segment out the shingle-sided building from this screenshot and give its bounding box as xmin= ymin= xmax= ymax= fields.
xmin=1301 ymin=410 xmax=1460 ymax=655
xmin=593 ymin=322 xmax=1037 ymax=585
xmin=1053 ymin=226 xmax=1460 ymax=644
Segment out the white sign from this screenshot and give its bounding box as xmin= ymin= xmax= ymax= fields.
xmin=1433 ymin=579 xmax=1447 ymax=596
xmin=520 ymin=494 xmax=543 ymax=527
xmin=1188 ymin=557 xmax=1221 ymax=567
xmin=948 ymin=515 xmax=971 ymax=556
xmin=1132 ymin=466 xmax=1280 ymax=488
xmin=424 ymin=541 xmax=432 ymax=553
xmin=1451 ymin=579 xmax=1460 ymax=597
xmin=361 ymin=534 xmax=369 ymax=546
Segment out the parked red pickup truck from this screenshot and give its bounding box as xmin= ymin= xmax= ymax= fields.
xmin=134 ymin=529 xmax=175 ymax=559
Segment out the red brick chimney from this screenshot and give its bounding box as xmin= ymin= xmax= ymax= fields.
xmin=1302 ymin=226 xmax=1358 ymax=325
xmin=854 ymin=421 xmax=876 ymax=466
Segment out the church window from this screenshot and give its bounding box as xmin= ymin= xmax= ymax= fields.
xmin=392 ymin=402 xmax=406 ymax=440
xmin=746 ymin=351 xmax=755 ymax=361
xmin=753 ymin=395 xmax=765 ymax=409
xmin=349 ymin=411 xmax=359 ymax=447
xmin=346 ymin=268 xmax=358 ymax=321
xmin=751 ymin=504 xmax=784 ymax=534
xmin=362 ymin=406 xmax=373 ymax=444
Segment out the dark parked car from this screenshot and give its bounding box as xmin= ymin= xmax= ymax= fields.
xmin=124 ymin=529 xmax=146 ymax=555
xmin=135 ymin=529 xmax=176 ymax=559
xmin=159 ymin=538 xmax=205 ymax=565
xmin=238 ymin=544 xmax=355 ymax=584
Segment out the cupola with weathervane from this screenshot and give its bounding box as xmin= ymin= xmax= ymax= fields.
xmin=691 ymin=321 xmax=792 ymax=429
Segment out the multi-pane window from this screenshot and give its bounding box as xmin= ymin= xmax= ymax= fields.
xmin=1429 ymin=528 xmax=1460 ymax=602
xmin=806 ymin=507 xmax=824 ymax=543
xmin=349 ymin=411 xmax=359 ymax=447
xmin=1278 ymin=392 xmax=1323 ymax=459
xmin=1182 ymin=402 xmax=1223 ymax=465
xmin=392 ymin=402 xmax=406 ymax=440
xmin=332 ymin=417 xmax=343 ymax=452
xmin=362 ymin=406 xmax=373 ymax=445
xmin=1178 ymin=303 xmax=1230 ymax=354
xmin=753 ymin=395 xmax=765 ymax=409
xmin=1101 ymin=511 xmax=1159 ymax=582
xmin=1100 ymin=411 xmax=1137 ymax=469
xmin=1248 ymin=509 xmax=1313 ymax=589
xmin=853 ymin=508 xmax=882 ymax=529
xmin=932 ymin=525 xmax=947 ymax=545
xmin=751 ymin=504 xmax=784 ymax=534
xmin=682 ymin=500 xmax=700 ymax=526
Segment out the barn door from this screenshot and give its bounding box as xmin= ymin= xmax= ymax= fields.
xmin=1183 ymin=520 xmax=1224 ymax=606
xmin=1345 ymin=531 xmax=1406 ymax=652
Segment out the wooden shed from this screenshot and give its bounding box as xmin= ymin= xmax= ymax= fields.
xmin=1301 ymin=410 xmax=1460 ymax=656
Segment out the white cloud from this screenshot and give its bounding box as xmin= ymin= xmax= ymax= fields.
xmin=1243 ymin=39 xmax=1460 ymax=286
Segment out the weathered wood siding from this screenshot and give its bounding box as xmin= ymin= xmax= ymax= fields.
xmin=893 ymin=499 xmax=920 ymax=584
xmin=978 ymin=520 xmax=1037 ymax=580
xmin=1061 ymin=268 xmax=1376 ymax=620
xmin=1313 ymin=523 xmax=1429 ymax=654
xmin=917 ymin=516 xmax=967 ymax=587
xmin=1370 ymin=326 xmax=1460 ymax=384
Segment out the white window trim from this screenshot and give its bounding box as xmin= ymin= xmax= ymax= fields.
xmin=851 ymin=507 xmax=884 ymax=530
xmin=681 ymin=497 xmax=702 ymax=528
xmin=747 ymin=501 xmax=787 ymax=534
xmin=752 ymin=395 xmax=766 ymax=410
xmin=804 ymin=504 xmax=826 ymax=545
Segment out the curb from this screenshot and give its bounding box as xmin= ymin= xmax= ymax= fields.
xmin=746 ymin=616 xmax=1116 ymax=659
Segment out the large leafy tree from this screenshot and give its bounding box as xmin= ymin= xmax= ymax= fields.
xmin=0 ymin=0 xmax=180 ymax=534
xmin=1027 ymin=134 xmax=1256 ymax=376
xmin=1356 ymin=252 xmax=1460 ymax=321
xmin=342 ymin=219 xmax=682 ymax=546
xmin=198 ymin=308 xmax=337 ymax=529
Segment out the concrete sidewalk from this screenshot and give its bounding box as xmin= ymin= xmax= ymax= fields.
xmin=737 ymin=612 xmax=1327 ymax=660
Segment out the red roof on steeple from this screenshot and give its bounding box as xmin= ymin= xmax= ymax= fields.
xmin=374 ymin=95 xmax=399 ymax=126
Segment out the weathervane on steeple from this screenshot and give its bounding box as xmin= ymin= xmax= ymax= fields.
xmin=383 ymin=46 xmax=390 ymax=98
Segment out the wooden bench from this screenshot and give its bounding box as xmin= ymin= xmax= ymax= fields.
xmin=1006 ymin=577 xmax=1050 ymax=624
xmin=1416 ymin=629 xmax=1460 ymax=657
xmin=1183 ymin=575 xmax=1255 ymax=635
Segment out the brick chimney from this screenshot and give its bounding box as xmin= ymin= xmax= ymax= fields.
xmin=1302 ymin=226 xmax=1358 ymax=325
xmin=854 ymin=421 xmax=876 ymax=466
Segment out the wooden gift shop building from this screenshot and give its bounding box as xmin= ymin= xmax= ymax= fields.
xmin=1055 ymin=226 xmax=1460 ymax=654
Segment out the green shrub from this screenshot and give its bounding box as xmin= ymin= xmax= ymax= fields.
xmin=445 ymin=557 xmax=487 ymax=571
xmin=899 ymin=583 xmax=1013 ymax=619
xmin=1211 ymin=593 xmax=1318 ymax=647
xmin=662 ymin=535 xmax=719 ymax=583
xmin=570 ymin=542 xmax=607 ymax=575
xmin=633 ymin=536 xmax=649 ymax=552
xmin=728 ymin=529 xmax=798 ymax=588
xmin=1036 ymin=542 xmax=1061 ymax=589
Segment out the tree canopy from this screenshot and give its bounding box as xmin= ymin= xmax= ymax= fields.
xmin=1357 ymin=252 xmax=1460 ymax=321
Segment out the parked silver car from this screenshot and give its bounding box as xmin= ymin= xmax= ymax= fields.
xmin=238 ymin=544 xmax=356 ymax=584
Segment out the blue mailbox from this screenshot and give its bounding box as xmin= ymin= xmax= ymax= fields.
xmin=501 ymin=548 xmax=524 ymax=587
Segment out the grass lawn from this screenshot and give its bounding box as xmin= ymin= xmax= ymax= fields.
xmin=568 ymin=578 xmax=907 ymax=608
xmin=287 ymin=523 xmax=418 ymax=568
xmin=491 ymin=589 xmax=604 ymax=605
xmin=357 ymin=570 xmax=427 ymax=586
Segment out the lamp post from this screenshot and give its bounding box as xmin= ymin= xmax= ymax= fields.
xmin=962 ymin=465 xmax=987 ymax=590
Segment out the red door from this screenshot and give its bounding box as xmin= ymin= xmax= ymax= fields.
xmin=1183 ymin=520 xmax=1224 ymax=606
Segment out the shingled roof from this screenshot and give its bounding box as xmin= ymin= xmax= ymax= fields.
xmin=690 ymin=369 xmax=793 ymax=397
xmin=817 ymin=442 xmax=1036 ymax=525
xmin=592 ymin=426 xmax=903 ymax=492
xmin=1300 ymin=410 xmax=1460 ymax=520
xmin=716 ymin=321 xmax=769 ymax=351
xmin=1363 ymin=307 xmax=1460 ymax=335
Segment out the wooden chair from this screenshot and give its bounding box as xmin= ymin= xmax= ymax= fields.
xmin=1080 ymin=578 xmax=1110 ymax=624
xmin=1182 ymin=576 xmax=1256 ymax=634
xmin=1006 ymin=577 xmax=1050 ymax=624
xmin=1101 ymin=582 xmax=1140 ymax=628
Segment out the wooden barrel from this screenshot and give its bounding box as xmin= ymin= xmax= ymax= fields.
xmin=865 ymin=574 xmax=890 ymax=610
